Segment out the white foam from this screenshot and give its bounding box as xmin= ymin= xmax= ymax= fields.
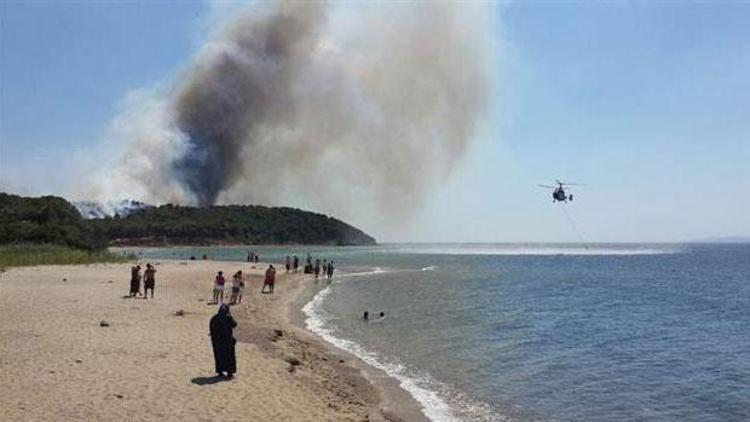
xmin=302 ymin=275 xmax=504 ymax=422
xmin=384 ymin=246 xmax=678 ymax=256
xmin=335 ymin=267 xmax=388 ymax=278
xmin=303 ymin=285 xmax=458 ymax=421
xmin=421 ymin=266 xmax=437 ymax=271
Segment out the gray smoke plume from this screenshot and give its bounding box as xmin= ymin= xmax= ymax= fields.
xmin=85 ymin=1 xmax=493 ymax=224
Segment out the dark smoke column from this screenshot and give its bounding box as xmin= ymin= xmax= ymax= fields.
xmin=172 ymin=3 xmax=324 ymax=206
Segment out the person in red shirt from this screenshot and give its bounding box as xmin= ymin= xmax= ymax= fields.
xmin=261 ymin=265 xmax=276 ymax=294
xmin=212 ymin=271 xmax=226 ymax=304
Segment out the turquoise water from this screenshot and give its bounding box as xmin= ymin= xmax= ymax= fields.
xmin=138 ymin=243 xmax=750 ymax=421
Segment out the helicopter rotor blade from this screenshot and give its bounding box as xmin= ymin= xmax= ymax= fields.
xmin=538 ymin=184 xmax=555 ymax=189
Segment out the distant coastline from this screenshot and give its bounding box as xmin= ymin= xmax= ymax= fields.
xmin=690 ymin=236 xmax=750 ymax=244
xmin=108 ymin=239 xmax=374 ymax=248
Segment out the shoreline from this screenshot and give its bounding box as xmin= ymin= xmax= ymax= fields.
xmin=288 ymin=274 xmax=430 ymax=422
xmin=110 ymin=241 xmax=378 ymax=248
xmin=0 ymin=259 xmax=424 ymax=421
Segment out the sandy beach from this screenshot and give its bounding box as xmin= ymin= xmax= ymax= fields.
xmin=0 ymin=260 xmax=422 ymax=421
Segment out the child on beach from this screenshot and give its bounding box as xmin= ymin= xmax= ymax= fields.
xmin=213 ymin=271 xmax=226 ymax=304
xmin=143 ymin=263 xmax=156 ymax=298
xmin=285 ymin=255 xmax=291 ymax=273
xmin=293 ymin=255 xmax=299 ymax=273
xmin=261 ymin=265 xmax=276 ymax=294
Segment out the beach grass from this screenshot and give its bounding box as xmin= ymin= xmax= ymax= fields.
xmin=0 ymin=244 xmax=134 ymax=270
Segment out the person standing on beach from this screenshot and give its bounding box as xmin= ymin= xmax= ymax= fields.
xmin=213 ymin=271 xmax=226 ymax=304
xmin=209 ymin=304 xmax=237 ymax=379
xmin=143 ymin=263 xmax=156 ymax=298
xmin=129 ymin=265 xmax=141 ymax=297
xmin=285 ymin=255 xmax=291 ymax=273
xmin=327 ymin=261 xmax=334 ymax=279
xmin=261 ymin=265 xmax=276 ymax=294
xmin=314 ymin=259 xmax=321 ymax=278
xmin=293 ymin=255 xmax=299 ymax=273
xmin=237 ymin=272 xmax=245 ymax=304
xmin=230 ymin=271 xmax=243 ymax=305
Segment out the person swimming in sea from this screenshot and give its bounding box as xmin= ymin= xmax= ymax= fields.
xmin=363 ymin=311 xmax=385 ymax=321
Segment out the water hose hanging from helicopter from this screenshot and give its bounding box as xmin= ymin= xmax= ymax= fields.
xmin=538 ymin=179 xmax=589 ymax=246
xmin=560 ymin=202 xmax=588 ymax=245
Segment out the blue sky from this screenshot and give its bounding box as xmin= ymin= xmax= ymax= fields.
xmin=1 ymin=1 xmax=748 ymax=242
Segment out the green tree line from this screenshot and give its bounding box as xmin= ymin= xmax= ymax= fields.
xmin=0 ymin=193 xmax=376 ymax=249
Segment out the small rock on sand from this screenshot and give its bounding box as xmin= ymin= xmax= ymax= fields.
xmin=99 ymin=320 xmax=110 ymax=327
xmin=175 ymin=310 xmax=186 ymax=317
xmin=274 ymin=329 xmax=284 ymax=337
xmin=285 ymin=357 xmax=301 ymax=366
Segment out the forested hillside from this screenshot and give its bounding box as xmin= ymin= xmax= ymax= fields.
xmin=0 ymin=193 xmax=106 ymax=250
xmin=0 ymin=193 xmax=376 ymax=248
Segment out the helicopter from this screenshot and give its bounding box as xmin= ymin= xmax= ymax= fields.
xmin=538 ymin=180 xmax=585 ymax=203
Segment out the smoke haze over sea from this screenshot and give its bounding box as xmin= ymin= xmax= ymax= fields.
xmin=4 ymin=1 xmax=749 ymax=243
xmin=79 ymin=1 xmax=494 ymax=230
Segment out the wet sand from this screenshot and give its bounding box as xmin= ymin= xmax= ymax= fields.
xmin=0 ymin=260 xmax=425 ymax=421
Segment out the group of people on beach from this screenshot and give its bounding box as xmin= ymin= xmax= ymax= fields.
xmin=211 ymin=270 xmax=247 ymax=305
xmin=283 ymin=253 xmax=334 ymax=279
xmin=125 ymin=251 xmax=350 ymax=380
xmin=206 ymin=262 xmax=277 ymax=379
xmin=129 ymin=263 xmax=157 ymax=298
xmin=210 ymin=263 xmax=278 ymax=305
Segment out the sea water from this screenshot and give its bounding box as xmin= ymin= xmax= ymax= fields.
xmin=139 ymin=243 xmax=750 ymax=421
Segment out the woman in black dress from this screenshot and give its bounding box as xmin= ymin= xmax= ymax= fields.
xmin=129 ymin=265 xmax=141 ymax=297
xmin=209 ymin=304 xmax=237 ymax=378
